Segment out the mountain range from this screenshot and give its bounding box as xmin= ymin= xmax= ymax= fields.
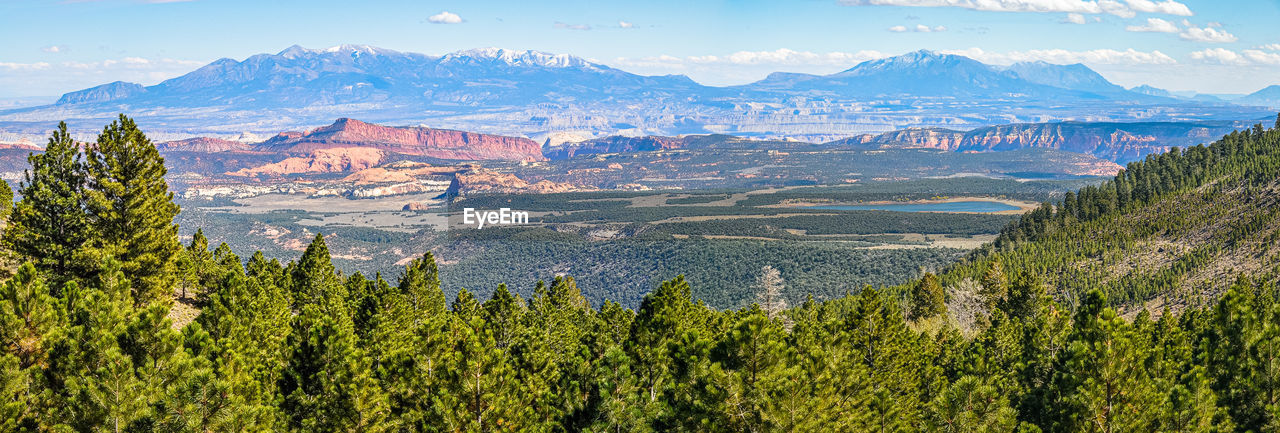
xmin=0 ymin=45 xmax=1275 ymax=142
xmin=829 ymin=120 xmax=1248 ymax=163
xmin=147 ymin=116 xmax=1246 ymax=166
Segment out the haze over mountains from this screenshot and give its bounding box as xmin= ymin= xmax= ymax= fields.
xmin=0 ymin=45 xmax=1275 ymax=143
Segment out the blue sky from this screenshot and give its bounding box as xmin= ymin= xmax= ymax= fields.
xmin=1 ymin=0 xmax=1278 ymax=99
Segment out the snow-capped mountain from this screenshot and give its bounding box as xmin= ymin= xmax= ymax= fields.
xmin=1 ymin=45 xmax=1271 ymax=141
xmin=55 ymin=44 xmax=705 ymax=109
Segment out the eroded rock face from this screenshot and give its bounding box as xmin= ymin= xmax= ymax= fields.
xmin=341 ymin=163 xmax=460 ymax=185
xmin=228 ymin=147 xmax=386 ymax=177
xmin=447 ymin=169 xmax=580 ymax=195
xmin=830 ymin=122 xmax=1240 ymax=163
xmin=158 ymin=137 xmax=256 ymax=153
xmin=545 ymin=135 xmax=689 ymax=159
xmin=257 ymin=118 xmax=545 ymax=162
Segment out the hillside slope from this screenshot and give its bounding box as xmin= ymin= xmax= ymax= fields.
xmin=942 ymin=119 xmax=1280 ymax=311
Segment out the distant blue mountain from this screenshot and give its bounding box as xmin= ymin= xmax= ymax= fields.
xmin=57 ymin=81 xmax=148 ymax=104
xmin=1004 ymin=61 xmax=1127 ymax=95
xmin=1 ymin=45 xmax=1268 ymax=139
xmin=745 ymin=50 xmax=1058 ymax=98
xmin=59 ymin=45 xmax=707 ymax=109
xmin=1238 ymin=85 xmax=1280 ymax=108
xmin=1129 ymin=85 xmax=1174 ymax=98
xmin=740 ymin=50 xmax=1148 ymax=101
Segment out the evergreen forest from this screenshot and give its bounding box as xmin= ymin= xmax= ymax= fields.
xmin=2 ymin=114 xmax=1280 ymax=432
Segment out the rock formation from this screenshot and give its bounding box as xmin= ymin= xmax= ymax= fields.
xmin=158 ymin=137 xmax=256 ymax=153
xmin=228 ymin=147 xmax=385 ymax=177
xmin=256 ymin=118 xmax=545 ymax=162
xmin=545 ymin=135 xmax=689 ymax=159
xmin=828 ymin=121 xmax=1241 ymax=163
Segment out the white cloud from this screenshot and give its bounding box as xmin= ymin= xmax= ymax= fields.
xmin=618 ymin=21 xmax=634 ymax=29
xmin=1063 ymin=13 xmax=1087 ymax=24
xmin=1099 ymin=0 xmax=1136 ymax=18
xmin=1123 ymin=0 xmax=1192 ymax=16
xmin=0 ymin=57 xmax=206 ymax=97
xmin=1242 ymin=50 xmax=1280 ymax=65
xmin=1255 ymin=43 xmax=1280 ymax=51
xmin=1190 ymin=48 xmax=1280 ymax=66
xmin=839 ymin=0 xmax=1192 ymax=17
xmin=554 ymin=22 xmax=592 ymax=31
xmin=41 ymin=45 xmax=66 ymax=53
xmin=0 ymin=62 xmax=53 ymax=71
xmin=1125 ymin=17 xmax=1178 ymax=33
xmin=427 ymin=11 xmax=463 ymax=24
xmin=1189 ymin=48 xmax=1247 ymax=65
xmin=943 ymin=47 xmax=1177 ymax=65
xmin=889 ymin=24 xmax=946 ymax=32
xmin=1179 ymin=26 xmax=1237 ymax=43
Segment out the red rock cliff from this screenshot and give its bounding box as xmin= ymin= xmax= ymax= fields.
xmin=256 ymin=118 xmax=545 ymax=162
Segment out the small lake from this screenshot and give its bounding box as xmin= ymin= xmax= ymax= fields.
xmin=803 ymin=200 xmax=1021 ymax=213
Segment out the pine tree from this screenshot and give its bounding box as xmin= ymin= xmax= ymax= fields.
xmin=1051 ymin=290 xmax=1161 ymax=433
xmin=279 ymin=304 xmax=392 ymax=432
xmin=0 ymin=263 xmax=52 ymax=430
xmin=289 ymin=233 xmax=347 ymax=314
xmin=84 ymin=114 xmax=181 ymax=306
xmin=398 ymin=252 xmax=446 ymax=323
xmin=0 ymin=353 xmax=30 ymax=430
xmin=708 ymin=306 xmax=787 ymax=431
xmin=910 ymin=272 xmax=947 ymax=321
xmin=0 ymin=264 xmax=58 ymax=370
xmin=45 ymin=260 xmax=159 ymax=431
xmin=980 ymin=260 xmax=1008 ymax=310
xmin=628 ymin=276 xmax=698 ymax=408
xmin=0 ymin=179 xmax=12 ymax=223
xmin=845 ymin=287 xmax=925 ymax=431
xmin=925 ymin=375 xmax=1018 ymax=433
xmin=3 ymin=122 xmax=92 ymax=287
xmin=176 ymin=229 xmax=213 ymax=302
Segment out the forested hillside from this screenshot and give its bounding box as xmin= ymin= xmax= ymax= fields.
xmin=948 ymin=116 xmax=1280 ymax=311
xmin=2 ymin=115 xmax=1280 ymax=432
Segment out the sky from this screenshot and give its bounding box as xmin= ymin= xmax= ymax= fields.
xmin=1 ymin=0 xmax=1278 ymax=100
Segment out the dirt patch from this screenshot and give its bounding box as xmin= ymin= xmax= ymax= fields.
xmin=166 ymin=300 xmax=201 ymax=330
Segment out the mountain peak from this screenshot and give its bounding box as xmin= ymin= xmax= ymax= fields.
xmin=56 ymin=80 xmax=147 ymax=105
xmin=834 ymin=49 xmax=987 ymax=78
xmin=1004 ymin=61 xmax=1123 ymax=94
xmin=323 ymin=44 xmax=398 ymax=55
xmin=275 ymin=44 xmax=401 ymax=59
xmin=441 ymin=47 xmax=596 ymax=69
xmin=1129 ymin=84 xmax=1173 ymax=98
